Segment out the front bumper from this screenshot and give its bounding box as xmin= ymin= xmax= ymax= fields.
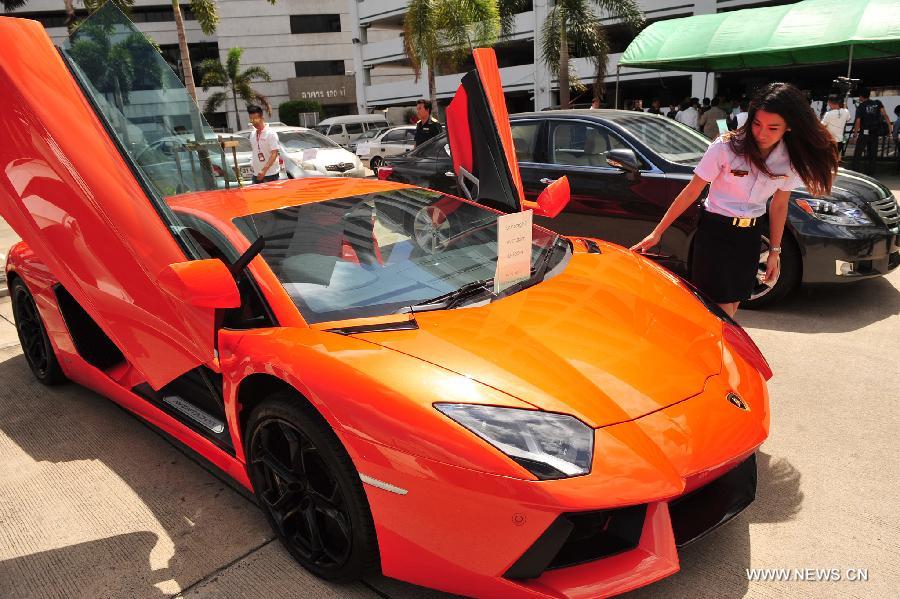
xmin=343 ymin=353 xmax=769 ymax=598
xmin=797 ymin=223 xmax=900 ymax=284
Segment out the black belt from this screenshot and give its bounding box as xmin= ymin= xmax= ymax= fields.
xmin=703 ymin=210 xmax=759 ymax=228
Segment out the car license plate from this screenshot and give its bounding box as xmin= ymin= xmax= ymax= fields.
xmin=240 ymin=165 xmax=253 ymax=178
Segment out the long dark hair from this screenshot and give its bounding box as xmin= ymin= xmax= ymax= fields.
xmin=726 ymin=83 xmax=837 ymax=197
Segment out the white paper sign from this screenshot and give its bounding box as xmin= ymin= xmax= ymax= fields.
xmin=494 ymin=209 xmax=533 ymax=294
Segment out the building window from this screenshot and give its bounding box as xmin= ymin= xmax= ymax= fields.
xmin=294 ymin=60 xmax=346 ymax=78
xmin=153 ymin=42 xmax=220 ymax=87
xmin=290 ymin=14 xmax=341 ymax=34
xmin=13 ymin=5 xmax=195 ymax=29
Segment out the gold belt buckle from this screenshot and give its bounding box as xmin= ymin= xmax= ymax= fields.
xmin=732 ymin=217 xmax=753 ymax=228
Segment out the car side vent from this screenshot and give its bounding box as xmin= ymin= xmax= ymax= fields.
xmin=582 ymin=239 xmax=602 ymax=253
xmin=504 ymin=504 xmax=646 ymax=580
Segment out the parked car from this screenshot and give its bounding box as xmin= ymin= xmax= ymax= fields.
xmin=4 ymin=12 xmax=773 ymax=598
xmin=136 ymin=133 xmax=287 ymax=188
xmin=382 ymin=110 xmax=900 ymax=306
xmin=347 ymin=126 xmax=388 ymax=153
xmin=355 ymin=125 xmax=417 ymax=169
xmin=313 ymin=114 xmax=391 ymax=146
xmin=239 ymin=125 xmax=364 ymax=178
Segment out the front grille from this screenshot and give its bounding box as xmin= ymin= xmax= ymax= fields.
xmin=504 ymin=504 xmax=646 ymax=580
xmin=869 ymin=195 xmax=900 ymax=226
xmin=325 ymin=162 xmax=354 ymax=173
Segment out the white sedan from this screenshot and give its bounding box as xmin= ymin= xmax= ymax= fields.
xmin=355 ymin=125 xmax=416 ymax=169
xmin=239 ymin=126 xmax=364 ymax=179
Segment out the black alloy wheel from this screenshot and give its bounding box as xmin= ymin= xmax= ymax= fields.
xmin=246 ymin=393 xmax=380 ymax=581
xmin=369 ymin=155 xmax=383 ymax=170
xmin=742 ymin=234 xmax=801 ymax=309
xmin=11 ymin=279 xmax=66 ymax=385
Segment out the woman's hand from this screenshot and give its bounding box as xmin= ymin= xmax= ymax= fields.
xmin=764 ymin=252 xmax=780 ymax=283
xmin=630 ymin=231 xmax=661 ymax=253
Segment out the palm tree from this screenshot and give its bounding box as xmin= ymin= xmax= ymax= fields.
xmin=404 ymin=0 xmax=501 ymax=116
xmin=538 ymin=0 xmax=644 ymax=108
xmin=200 ymin=47 xmax=272 ymax=131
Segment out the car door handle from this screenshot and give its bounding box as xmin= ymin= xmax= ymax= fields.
xmin=445 ymin=171 xmax=455 ymax=178
xmin=540 ymin=177 xmax=557 ymax=185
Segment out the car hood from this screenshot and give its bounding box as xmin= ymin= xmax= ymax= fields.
xmin=824 ymin=168 xmax=891 ymax=204
xmin=287 ymin=147 xmax=358 ymax=165
xmin=353 ymin=246 xmax=723 ymax=428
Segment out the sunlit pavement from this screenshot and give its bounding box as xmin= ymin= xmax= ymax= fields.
xmin=0 ymin=180 xmax=897 ymax=599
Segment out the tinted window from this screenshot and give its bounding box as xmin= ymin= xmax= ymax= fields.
xmin=510 ymin=121 xmax=540 ymax=162
xmin=550 ymin=122 xmax=627 ymax=167
xmin=382 ymin=129 xmax=408 ymax=143
xmin=613 ymin=114 xmax=709 ymax=164
xmin=294 ymin=60 xmax=345 ymax=77
xmin=345 ymin=122 xmax=363 ymax=134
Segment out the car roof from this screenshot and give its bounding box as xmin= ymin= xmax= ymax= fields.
xmin=317 ymin=114 xmax=390 ymax=125
xmin=511 ymin=109 xmax=665 ymax=122
xmin=237 ymin=125 xmax=314 ymax=135
xmin=166 ymin=178 xmax=413 ymax=222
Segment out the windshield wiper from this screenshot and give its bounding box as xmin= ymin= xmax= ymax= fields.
xmin=395 ymin=278 xmax=494 ymax=314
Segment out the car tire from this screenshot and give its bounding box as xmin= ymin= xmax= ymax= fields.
xmin=245 ymin=391 xmax=380 ymax=582
xmin=369 ymin=155 xmax=383 ymax=170
xmin=741 ymin=233 xmax=801 ymax=309
xmin=11 ymin=278 xmax=66 ymax=385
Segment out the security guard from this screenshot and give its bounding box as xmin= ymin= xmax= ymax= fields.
xmin=413 ymin=99 xmax=442 ymax=147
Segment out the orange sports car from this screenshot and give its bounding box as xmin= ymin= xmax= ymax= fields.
xmin=0 ymin=6 xmax=772 ymax=598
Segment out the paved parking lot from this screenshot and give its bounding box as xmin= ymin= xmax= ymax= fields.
xmin=0 ymin=183 xmax=898 ymax=598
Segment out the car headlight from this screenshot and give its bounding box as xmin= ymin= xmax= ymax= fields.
xmin=796 ymin=198 xmax=873 ymax=226
xmin=435 ymin=404 xmax=593 ymax=479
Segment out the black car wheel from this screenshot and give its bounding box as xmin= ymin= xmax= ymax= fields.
xmin=369 ymin=155 xmax=383 ymax=170
xmin=245 ymin=393 xmax=380 ymax=581
xmin=11 ymin=278 xmax=66 ymax=385
xmin=741 ymin=234 xmax=800 ymax=309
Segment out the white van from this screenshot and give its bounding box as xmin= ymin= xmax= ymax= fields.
xmin=313 ymin=114 xmax=391 ymax=146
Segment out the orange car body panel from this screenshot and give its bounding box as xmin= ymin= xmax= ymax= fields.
xmin=1 ymin=16 xmax=772 ymax=598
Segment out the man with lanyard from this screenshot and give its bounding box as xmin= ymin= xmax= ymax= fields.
xmin=248 ymin=105 xmax=280 ymax=183
xmin=851 ymin=88 xmax=892 ymax=175
xmin=413 ymin=99 xmax=442 ymax=147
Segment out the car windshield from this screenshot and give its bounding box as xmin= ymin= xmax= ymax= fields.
xmin=313 ymin=125 xmax=330 ymax=135
xmin=357 ymin=128 xmax=384 ymax=141
xmin=278 ymin=130 xmax=339 ymax=151
xmin=233 ymin=188 xmax=560 ymax=323
xmin=612 ymin=114 xmax=710 ymax=164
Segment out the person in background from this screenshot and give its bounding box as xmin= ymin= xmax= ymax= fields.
xmin=247 ymin=104 xmax=280 ymax=184
xmin=647 ymin=98 xmax=663 ymax=115
xmin=698 ymin=97 xmax=727 ymax=140
xmin=821 ymin=95 xmax=851 ymax=156
xmin=851 ymin=88 xmax=892 ymax=175
xmin=699 ymin=97 xmax=711 ymax=115
xmin=590 ymin=97 xmax=601 ymax=109
xmin=893 ymin=105 xmax=900 ymax=145
xmin=413 ymin=99 xmax=442 ymax=147
xmin=631 ymin=83 xmax=837 ymax=318
xmin=735 ymin=99 xmax=750 ymax=129
xmin=675 ymin=98 xmax=699 ymax=130
xmin=631 ymin=99 xmax=644 ymax=112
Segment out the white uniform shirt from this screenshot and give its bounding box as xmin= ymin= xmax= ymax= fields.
xmin=821 ymin=108 xmax=850 ymax=143
xmin=250 ymin=124 xmax=280 ymax=176
xmin=736 ymin=111 xmax=749 ymax=129
xmin=675 ymin=106 xmax=699 ymax=130
xmin=694 ymin=136 xmax=802 ymax=219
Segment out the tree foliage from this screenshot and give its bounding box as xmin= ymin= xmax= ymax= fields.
xmin=200 ymin=47 xmax=272 ymax=128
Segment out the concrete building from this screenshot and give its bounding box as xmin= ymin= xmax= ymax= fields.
xmin=5 ymin=0 xmax=363 ymax=131
xmin=349 ymin=0 xmax=900 ymax=114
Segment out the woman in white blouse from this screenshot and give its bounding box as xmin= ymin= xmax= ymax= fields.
xmin=632 ymin=83 xmax=838 ymax=318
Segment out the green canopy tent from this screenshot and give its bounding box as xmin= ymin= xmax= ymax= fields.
xmin=616 ymin=0 xmax=900 ymax=106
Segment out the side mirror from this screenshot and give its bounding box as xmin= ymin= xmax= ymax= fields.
xmin=158 ymin=259 xmax=241 ymax=309
xmin=524 ymin=175 xmax=570 ymax=218
xmin=606 ymin=148 xmax=642 ymax=174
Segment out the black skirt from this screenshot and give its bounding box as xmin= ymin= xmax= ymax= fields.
xmin=690 ymin=210 xmax=763 ymax=303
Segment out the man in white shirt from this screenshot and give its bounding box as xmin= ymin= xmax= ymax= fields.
xmin=248 ymin=105 xmax=280 ymax=184
xmin=735 ymin=99 xmax=750 ymax=129
xmin=821 ymin=95 xmax=850 ymax=155
xmin=675 ymin=97 xmax=699 ymax=130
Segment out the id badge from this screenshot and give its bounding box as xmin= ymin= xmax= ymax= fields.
xmin=258 ymin=152 xmax=265 ymax=161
